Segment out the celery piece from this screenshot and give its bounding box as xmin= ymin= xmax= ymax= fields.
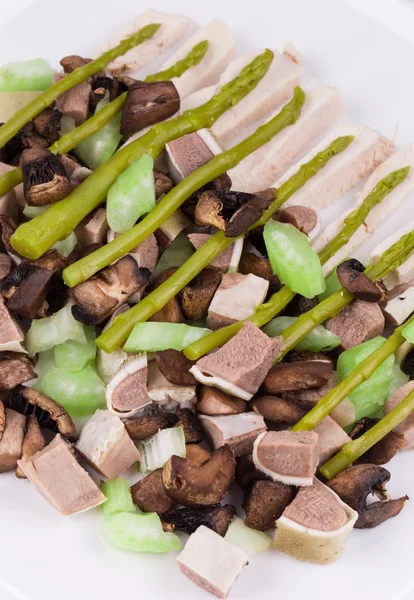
xmin=153 ymin=233 xmax=194 ymax=277
xmin=0 ymin=58 xmax=53 ymax=92
xmin=318 ymin=268 xmax=341 ymax=302
xmin=100 ymin=478 xmax=139 ymax=516
xmin=54 ymin=325 xmax=96 ymax=371
xmin=402 ymin=319 xmax=414 ymax=343
xmin=23 ymin=204 xmax=48 ymax=218
xmin=224 ymin=517 xmax=270 ymax=556
xmin=100 ymin=512 xmax=181 ymax=553
xmin=107 ymin=154 xmax=156 ymax=233
xmin=36 ymin=366 xmax=105 ymax=416
xmin=263 ymin=221 xmax=326 ymax=298
xmin=123 ymin=322 xmax=212 ymax=353
xmin=25 ymin=303 xmax=87 ymax=357
xmin=137 ymin=427 xmax=186 ymax=472
xmin=52 ymin=231 xmax=77 ymax=257
xmin=337 ymin=337 xmax=395 ymax=421
xmin=263 ymin=316 xmax=340 ymax=352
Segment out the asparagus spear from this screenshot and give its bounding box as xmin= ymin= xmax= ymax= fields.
xmin=0 ymin=41 xmax=209 ymax=198
xmin=11 ymin=50 xmax=274 ymax=260
xmin=0 ymin=24 xmax=160 ymax=149
xmin=96 ymin=136 xmax=353 ymax=353
xmin=184 ymin=166 xmax=410 ymax=360
xmin=319 ymin=385 xmax=414 ymax=479
xmin=63 ymin=86 xmax=306 ymax=287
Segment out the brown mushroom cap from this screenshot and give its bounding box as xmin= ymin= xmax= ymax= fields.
xmin=131 ymin=469 xmax=175 ymax=515
xmin=60 ymin=55 xmax=92 ymax=72
xmin=154 ymin=169 xmax=173 ymax=198
xmin=32 ymin=109 xmax=61 ymax=144
xmin=10 ymin=385 xmax=77 ymax=442
xmin=15 ymin=415 xmax=45 ymax=479
xmin=336 ymin=259 xmax=387 ymax=302
xmin=0 ymin=215 xmax=23 ymax=265
xmin=162 ymin=504 xmax=235 ymax=536
xmin=185 ymin=444 xmax=211 ymax=466
xmin=235 ymin=454 xmax=268 ymax=489
xmin=162 ymin=444 xmax=236 ymax=507
xmin=175 ymin=408 xmax=204 ymax=444
xmin=196 ymin=386 xmax=247 ymax=416
xmin=180 ymin=269 xmax=221 ymax=321
xmin=349 ymin=417 xmax=404 ymax=465
xmin=278 ymin=205 xmax=318 ymax=235
xmin=243 ymin=479 xmax=296 ymax=531
xmin=354 ymin=497 xmax=408 ymax=529
xmin=155 ymin=349 xmax=197 ymax=386
xmin=262 ymin=359 xmax=333 ymax=394
xmin=124 ymin=408 xmax=178 ymax=441
xmin=22 ymin=148 xmax=72 ymax=206
xmin=121 ymin=81 xmax=180 ymax=136
xmin=0 ymin=353 xmax=36 ymax=390
xmin=251 ymin=394 xmax=305 ymax=425
xmin=225 ymin=190 xmax=275 ymax=238
xmin=194 ymin=190 xmax=226 ymax=230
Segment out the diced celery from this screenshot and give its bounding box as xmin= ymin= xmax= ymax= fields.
xmin=337 ymin=337 xmax=395 ymax=421
xmin=52 ymin=231 xmax=77 ymax=257
xmin=123 ymin=322 xmax=212 ymax=353
xmin=107 ymin=154 xmax=156 ymax=233
xmin=154 ymin=233 xmax=194 ymax=277
xmin=388 ymin=363 xmax=409 ymax=399
xmin=23 ymin=204 xmax=48 ymax=218
xmin=318 ymin=268 xmax=341 ymax=302
xmin=402 ymin=320 xmax=414 ymax=343
xmin=54 ymin=325 xmax=96 ymax=371
xmin=0 ymin=58 xmax=53 ymax=92
xmin=36 ymin=366 xmax=105 ymax=416
xmin=224 ymin=517 xmax=270 ymax=556
xmin=263 ymin=316 xmax=340 ymax=352
xmin=25 ymin=303 xmax=87 ymax=357
xmin=100 ymin=512 xmax=182 ymax=553
xmin=137 ymin=427 xmax=186 ymax=472
xmin=100 ymin=478 xmax=139 ymax=516
xmin=263 ymin=221 xmax=326 ymax=298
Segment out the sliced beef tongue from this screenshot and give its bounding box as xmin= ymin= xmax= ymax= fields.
xmin=56 ymin=80 xmax=92 ymax=126
xmin=199 ymin=413 xmax=267 ymax=457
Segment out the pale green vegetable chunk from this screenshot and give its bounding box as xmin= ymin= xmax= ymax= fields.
xmin=263 ymin=316 xmax=340 ymax=352
xmin=107 ymin=154 xmax=156 ymax=233
xmin=153 ymin=233 xmax=194 ymax=277
xmin=318 ymin=268 xmax=341 ymax=302
xmin=263 ymin=221 xmax=326 ymax=298
xmin=100 ymin=512 xmax=182 ymax=553
xmin=26 ymin=303 xmax=87 ymax=357
xmin=23 ymin=204 xmax=48 ymax=218
xmin=100 ymin=478 xmax=140 ymax=516
xmin=36 ymin=366 xmax=105 ymax=416
xmin=337 ymin=337 xmax=395 ymax=421
xmin=54 ymin=326 xmax=96 ymax=371
xmin=0 ymin=58 xmax=53 ymax=92
xmin=137 ymin=427 xmax=186 ymax=472
xmin=402 ymin=320 xmax=414 ymax=343
xmin=52 ymin=231 xmax=77 ymax=257
xmin=124 ymin=322 xmax=212 ymax=353
xmin=224 ymin=517 xmax=270 ymax=556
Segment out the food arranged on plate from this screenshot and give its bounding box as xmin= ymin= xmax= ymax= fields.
xmin=1 ymin=7 xmax=414 ymax=598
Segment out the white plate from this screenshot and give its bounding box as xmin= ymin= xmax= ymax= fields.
xmin=1 ymin=1 xmax=414 ymax=599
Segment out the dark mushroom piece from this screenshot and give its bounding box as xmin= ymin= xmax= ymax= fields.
xmin=121 ymin=81 xmax=180 ymax=136
xmin=284 ymin=294 xmax=319 ymax=317
xmin=32 ymin=109 xmax=61 ymax=144
xmin=196 ymin=386 xmax=247 ymax=416
xmin=180 ymin=269 xmax=221 ymax=321
xmin=327 ymin=464 xmax=408 ymax=529
xmin=239 ymin=252 xmax=280 ymax=293
xmin=0 ymin=353 xmax=36 ymax=390
xmin=0 ymin=215 xmax=23 ymax=265
xmin=251 ymin=394 xmax=305 ymax=425
xmin=146 ymin=268 xmax=184 ymax=323
xmin=124 ymin=408 xmax=178 ymax=441
xmin=163 ymin=504 xmax=235 ymax=536
xmin=348 ymin=417 xmax=404 ymax=465
xmin=22 ymin=148 xmax=72 ymax=206
xmin=243 ymin=479 xmax=296 ymax=531
xmin=0 ymin=122 xmax=48 ymax=165
xmin=278 ymin=205 xmax=318 ymax=235
xmin=175 ymin=408 xmax=204 ymax=444
xmin=235 ymin=454 xmax=268 ymax=489
xmin=0 ymin=408 xmax=26 ymax=472
xmin=154 ymin=169 xmax=173 ymax=198
xmin=15 ymin=415 xmax=45 ymax=479
xmin=155 ymin=349 xmax=197 ymax=386
xmin=194 ymin=190 xmax=226 ymax=230
xmin=131 ymin=469 xmax=175 ymax=515
xmin=225 ymin=189 xmax=275 ymax=238
xmin=262 ymin=359 xmax=333 ymax=394
xmin=336 ymin=259 xmax=387 ymax=303
xmin=71 ymin=255 xmax=150 ymax=325
xmin=185 ymin=444 xmax=211 ymax=466
xmin=60 ymin=55 xmax=92 ymax=72
xmin=162 ymin=445 xmax=236 ymax=507
xmin=90 ymin=76 xmax=125 ymax=112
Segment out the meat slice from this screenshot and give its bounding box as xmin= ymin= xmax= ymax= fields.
xmin=75 ymin=410 xmax=140 ymax=478
xmin=384 ymin=381 xmax=414 ymax=450
xmin=253 ymin=430 xmax=319 ymax=486
xmin=106 ymin=355 xmax=152 ymax=418
xmin=200 ymin=413 xmax=267 ymax=457
xmin=188 ymin=234 xmax=243 ymax=273
xmin=314 ymin=417 xmax=351 ymax=464
xmin=75 ymin=208 xmax=108 ymax=248
xmin=190 ymin=322 xmax=282 ymax=400
xmin=207 ymin=273 xmax=269 ymax=330
xmin=56 ymin=80 xmax=91 ymax=125
xmin=275 ymin=123 xmax=393 ymax=210
xmin=370 ymin=219 xmax=414 ymax=289
xmin=326 ymin=300 xmax=385 ymax=349
xmin=0 ymin=300 xmax=26 ymax=353
xmin=0 ymin=409 xmax=26 ymax=472
xmin=0 ymin=353 xmax=36 ymax=390
xmin=229 ymin=80 xmax=343 ymax=192
xmin=18 ymin=434 xmax=106 ymax=516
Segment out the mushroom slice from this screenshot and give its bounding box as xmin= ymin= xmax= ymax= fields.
xmin=253 ymin=430 xmax=319 ymax=486
xmin=185 ymin=444 xmax=212 ymax=466
xmin=239 ymin=252 xmax=280 ymax=293
xmin=188 ymin=233 xmax=243 ymax=273
xmin=190 ymin=322 xmax=283 ymax=400
xmin=262 ymin=359 xmax=333 ymax=394
xmin=55 ymin=80 xmax=91 ymax=126
xmin=225 ymin=191 xmax=275 ymax=238
xmin=147 ymin=361 xmax=196 ymax=408
xmin=251 ymin=395 xmax=305 ymax=425
xmin=0 ymin=254 xmax=12 ymax=283
xmin=348 ymin=417 xmax=404 ymax=465
xmin=326 ymin=300 xmax=385 ymax=349
xmin=75 ymin=207 xmax=108 ymax=248
xmin=197 ymin=386 xmax=247 ymax=416
xmin=278 ymin=205 xmax=319 ymax=236
xmin=32 ymin=108 xmax=61 ymax=144
xmin=163 ymin=504 xmax=235 ymax=536
xmin=336 ymin=259 xmax=387 ymax=302
xmin=166 ymin=131 xmax=216 ymax=184
xmin=235 ymin=454 xmax=268 ymax=489
xmin=0 ymin=215 xmax=23 ymax=265
xmin=0 ymin=408 xmax=26 ymax=472
xmin=121 ymin=81 xmax=180 ymax=136
xmin=176 ymin=408 xmax=204 ymax=444
xmin=154 ymin=169 xmax=173 ymax=198
xmin=273 ymin=478 xmax=358 ymax=564
xmin=384 ymin=380 xmax=414 ymax=450
xmin=180 ymin=269 xmax=221 ymax=321
xmin=11 ymin=385 xmax=77 ymax=442
xmin=0 ymin=301 xmax=26 ymax=353
xmin=131 ymin=468 xmax=175 ymax=515
xmin=162 ymin=444 xmax=236 ymax=507
xmin=60 ymin=54 xmax=92 ymax=72
xmin=314 ymin=417 xmax=352 ymax=464
xmin=17 ymin=434 xmax=106 ymax=516
xmin=200 ymin=413 xmax=266 ymax=457
xmin=106 ymin=355 xmax=151 ymax=419
xmin=194 ymin=190 xmax=226 ymax=230
xmin=382 ymin=286 xmax=414 ymax=326
xmin=243 ymin=479 xmax=296 ymax=531
xmin=125 ymin=407 xmax=178 ymax=441
xmin=146 ymin=268 xmax=184 ymax=323
xmin=0 ymin=352 xmax=36 ymax=390
xmin=207 ymin=273 xmax=269 ymax=330
xmin=327 ymin=464 xmax=408 ymax=529
xmin=15 ymin=416 xmax=45 ymax=479
xmin=22 ymin=148 xmax=72 ymax=206
xmin=177 ymin=525 xmax=248 ymax=600
xmin=71 ymin=255 xmax=150 ymax=325
xmin=75 ymin=410 xmax=141 ymax=479
xmin=155 ymin=349 xmax=197 ymax=386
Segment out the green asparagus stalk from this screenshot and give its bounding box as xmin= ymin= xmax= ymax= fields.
xmin=96 ymin=135 xmax=353 ymax=353
xmin=63 ymin=86 xmax=306 ymax=287
xmin=0 ymin=24 xmax=160 ymax=149
xmin=184 ymin=166 xmax=410 ymax=360
xmin=11 ymin=50 xmax=274 ymax=260
xmin=0 ymin=40 xmax=209 ymax=198
xmin=319 ymin=386 xmax=414 ymax=479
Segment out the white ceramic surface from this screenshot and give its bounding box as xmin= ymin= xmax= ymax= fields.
xmin=1 ymin=1 xmax=414 ymax=599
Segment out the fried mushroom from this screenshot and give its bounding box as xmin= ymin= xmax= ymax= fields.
xmin=243 ymin=479 xmax=296 ymax=531
xmin=124 ymin=407 xmax=178 ymax=441
xmin=180 ymin=269 xmax=221 ymax=321
xmin=349 ymin=417 xmax=404 ymax=465
xmin=15 ymin=415 xmax=45 ymax=479
xmin=336 ymin=259 xmax=387 ymax=303
xmin=196 ymin=386 xmax=247 ymax=416
xmin=262 ymin=359 xmax=333 ymax=394
xmin=175 ymin=408 xmax=204 ymax=444
xmin=155 ymin=349 xmax=197 ymax=386
xmin=22 ymin=148 xmax=72 ymax=206
xmin=162 ymin=504 xmax=235 ymax=536
xmin=121 ymin=81 xmax=180 ymax=136
xmin=131 ymin=469 xmax=175 ymax=515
